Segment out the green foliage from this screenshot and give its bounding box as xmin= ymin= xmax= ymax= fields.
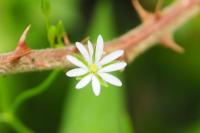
xmin=12 ymin=70 xmax=60 ymax=113
xmin=0 ymin=1 xmax=64 ymax=132
xmin=59 ymin=80 xmax=132 ymax=133
xmin=47 ymin=25 xmax=57 ymax=47
xmin=41 ymin=0 xmax=66 ymax=48
xmin=0 ymin=0 xmax=200 ymax=133
xmin=56 ymin=20 xmax=65 ymax=45
xmin=87 ymin=0 xmax=116 ymax=40
xmin=47 ymin=20 xmax=66 ymax=48
xmin=8 ymin=115 xmax=34 ymax=133
xmin=41 ymin=0 xmax=51 ymax=19
xmin=59 ymin=0 xmax=133 ymax=133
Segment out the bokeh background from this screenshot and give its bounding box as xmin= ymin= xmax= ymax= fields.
xmin=0 ymin=0 xmax=200 ymax=133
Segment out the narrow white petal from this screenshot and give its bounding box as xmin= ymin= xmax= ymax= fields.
xmin=76 ymin=42 xmax=90 ymax=62
xmin=66 ymin=55 xmax=87 ymax=68
xmin=95 ymin=35 xmax=104 ymax=63
xmin=66 ymin=68 xmax=88 ymax=77
xmin=100 ymin=50 xmax=124 ymax=65
xmin=88 ymin=41 xmax=94 ymax=63
xmin=99 ymin=62 xmax=127 ymax=73
xmin=92 ymin=75 xmax=101 ymax=96
xmin=76 ymin=74 xmax=92 ymax=89
xmin=98 ymin=72 xmax=122 ymax=86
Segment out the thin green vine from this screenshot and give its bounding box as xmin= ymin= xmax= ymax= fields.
xmin=0 ymin=112 xmax=34 ymax=133
xmin=0 ymin=0 xmax=66 ymax=132
xmin=12 ymin=70 xmax=60 ymax=113
xmin=7 ymin=114 xmax=34 ymax=133
xmin=0 ymin=70 xmax=60 ymax=133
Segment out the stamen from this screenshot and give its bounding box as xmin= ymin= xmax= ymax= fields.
xmin=89 ymin=64 xmax=98 ymax=73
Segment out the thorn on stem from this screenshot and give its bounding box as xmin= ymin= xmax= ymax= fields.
xmin=63 ymin=32 xmax=70 ymax=46
xmin=131 ymin=0 xmax=164 ymax=22
xmin=8 ymin=25 xmax=32 ymax=62
xmin=155 ymin=0 xmax=164 ymax=19
xmin=81 ymin=36 xmax=89 ymax=44
xmin=131 ymin=0 xmax=152 ymax=22
xmin=160 ymin=33 xmax=184 ymax=53
xmin=123 ymin=51 xmax=129 ymax=63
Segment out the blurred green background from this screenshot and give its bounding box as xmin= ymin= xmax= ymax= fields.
xmin=0 ymin=0 xmax=200 ymax=133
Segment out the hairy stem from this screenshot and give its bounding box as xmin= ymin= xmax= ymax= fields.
xmin=0 ymin=0 xmax=200 ymax=75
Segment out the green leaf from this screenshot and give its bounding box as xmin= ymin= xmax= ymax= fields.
xmin=41 ymin=0 xmax=51 ymax=18
xmin=87 ymin=0 xmax=116 ymax=40
xmin=59 ymin=74 xmax=133 ymax=133
xmin=47 ymin=25 xmax=56 ymax=47
xmin=59 ymin=0 xmax=133 ymax=133
xmin=55 ymin=20 xmax=65 ymax=46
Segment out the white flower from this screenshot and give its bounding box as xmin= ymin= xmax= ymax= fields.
xmin=66 ymin=35 xmax=127 ymax=96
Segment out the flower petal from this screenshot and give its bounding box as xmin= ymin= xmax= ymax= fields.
xmin=99 ymin=62 xmax=127 ymax=73
xmin=66 ymin=68 xmax=88 ymax=77
xmin=92 ymin=75 xmax=101 ymax=96
xmin=95 ymin=35 xmax=104 ymax=63
xmin=76 ymin=74 xmax=92 ymax=89
xmin=100 ymin=50 xmax=124 ymax=65
xmin=88 ymin=41 xmax=94 ymax=63
xmin=98 ymin=72 xmax=122 ymax=86
xmin=66 ymin=55 xmax=87 ymax=68
xmin=76 ymin=42 xmax=90 ymax=62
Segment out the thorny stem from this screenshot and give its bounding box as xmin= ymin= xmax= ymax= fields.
xmin=0 ymin=0 xmax=199 ymax=132
xmin=0 ymin=0 xmax=199 ymax=75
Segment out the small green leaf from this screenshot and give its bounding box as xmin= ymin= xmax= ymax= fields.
xmin=47 ymin=25 xmax=56 ymax=47
xmin=56 ymin=20 xmax=65 ymax=45
xmin=41 ymin=0 xmax=51 ymax=18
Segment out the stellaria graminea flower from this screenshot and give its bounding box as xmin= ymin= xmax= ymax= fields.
xmin=66 ymin=35 xmax=127 ymax=96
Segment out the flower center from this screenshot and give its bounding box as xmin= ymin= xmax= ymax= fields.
xmin=89 ymin=64 xmax=98 ymax=73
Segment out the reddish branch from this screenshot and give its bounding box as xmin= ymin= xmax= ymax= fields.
xmin=0 ymin=0 xmax=200 ymax=75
